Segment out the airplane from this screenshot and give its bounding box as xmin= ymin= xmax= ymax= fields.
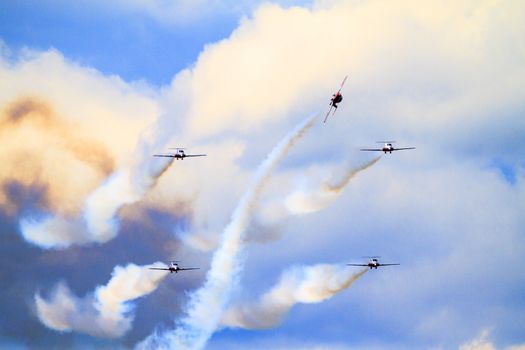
xmin=347 ymin=256 xmax=400 ymax=269
xmin=149 ymin=261 xmax=200 ymax=274
xmin=154 ymin=148 xmax=207 ymax=160
xmin=360 ymin=141 xmax=415 ymax=154
xmin=324 ymin=75 xmax=348 ymax=123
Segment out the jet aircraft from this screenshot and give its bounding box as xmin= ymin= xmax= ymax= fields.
xmin=149 ymin=261 xmax=200 ymax=273
xmin=324 ymin=75 xmax=348 ymax=123
xmin=360 ymin=141 xmax=415 ymax=154
xmin=154 ymin=148 xmax=207 ymax=160
xmin=347 ymin=256 xmax=400 ymax=269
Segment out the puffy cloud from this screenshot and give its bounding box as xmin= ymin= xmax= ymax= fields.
xmin=0 ymin=48 xmax=181 ymax=248
xmin=0 ymin=49 xmax=158 ymax=156
xmin=35 ymin=263 xmax=168 ymax=338
xmin=459 ymin=329 xmax=496 ymax=350
xmin=459 ymin=329 xmax=525 ymax=350
xmin=0 ymin=97 xmax=115 ymax=216
xmin=162 ymin=0 xmax=525 ymax=155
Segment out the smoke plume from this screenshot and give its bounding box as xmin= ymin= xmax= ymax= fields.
xmin=221 ymin=264 xmax=367 ymax=329
xmin=35 ymin=262 xmax=168 ymax=338
xmin=249 ymin=156 xmax=382 ymax=243
xmin=138 ymin=114 xmax=318 ymax=350
xmin=0 ymin=97 xmax=115 ymax=216
xmin=284 ymin=156 xmax=382 ymax=215
xmin=82 ymin=144 xmax=174 ymax=243
xmin=18 ymin=124 xmax=175 ymax=248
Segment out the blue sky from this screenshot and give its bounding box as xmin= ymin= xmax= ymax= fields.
xmin=0 ymin=0 xmax=242 ymax=85
xmin=1 ymin=1 xmax=524 ymax=349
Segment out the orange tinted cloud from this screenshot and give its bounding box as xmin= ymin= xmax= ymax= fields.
xmin=0 ymin=96 xmax=115 ymax=215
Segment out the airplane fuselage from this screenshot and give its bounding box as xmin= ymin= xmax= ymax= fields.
xmin=382 ymin=143 xmax=394 ymax=153
xmin=173 ymin=150 xmax=187 ymax=160
xmin=168 ymin=264 xmax=180 ymax=273
xmin=367 ymin=259 xmax=380 ymax=269
xmin=331 ymin=93 xmax=343 ymax=107
xmin=367 ymin=261 xmax=379 ymax=269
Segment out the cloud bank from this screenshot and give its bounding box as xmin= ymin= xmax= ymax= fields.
xmin=0 ymin=97 xmax=115 ymax=217
xmin=0 ymin=48 xmax=180 ymax=248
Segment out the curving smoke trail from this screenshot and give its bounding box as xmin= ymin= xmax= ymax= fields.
xmin=325 ymin=155 xmax=382 ymax=192
xmin=138 ymin=114 xmax=318 ymax=350
xmin=19 ymin=134 xmax=175 ymax=248
xmin=82 ymin=141 xmax=174 ymax=243
xmin=284 ymin=155 xmax=382 ymax=215
xmin=180 ymin=155 xmax=382 ymax=251
xmin=221 ymin=264 xmax=368 ymax=329
xmin=35 ymin=262 xmax=169 ymax=338
xmin=250 ymin=156 xmax=382 ymax=244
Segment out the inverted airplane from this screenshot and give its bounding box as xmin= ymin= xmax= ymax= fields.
xmin=149 ymin=261 xmax=200 ymax=274
xmin=154 ymin=148 xmax=207 ymax=160
xmin=360 ymin=141 xmax=415 ymax=154
xmin=324 ymin=75 xmax=348 ymax=123
xmin=347 ymin=256 xmax=400 ymax=269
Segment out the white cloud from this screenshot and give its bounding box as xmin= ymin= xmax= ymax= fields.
xmin=3 ymin=0 xmax=524 ymax=347
xmin=459 ymin=329 xmax=496 ymax=350
xmin=0 ymin=49 xmax=157 ymax=214
xmin=459 ymin=329 xmax=525 ymax=350
xmin=0 ymin=49 xmax=181 ymax=248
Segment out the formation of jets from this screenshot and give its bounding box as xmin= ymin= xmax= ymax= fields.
xmin=149 ymin=75 xmax=411 ymax=278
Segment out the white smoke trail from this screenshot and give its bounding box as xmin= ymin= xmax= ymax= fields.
xmin=82 ymin=147 xmax=174 ymax=242
xmin=35 ymin=262 xmax=169 ymax=338
xmin=138 ymin=114 xmax=318 ymax=350
xmin=20 ymin=139 xmax=174 ymax=248
xmin=284 ymin=156 xmax=381 ymax=215
xmin=221 ymin=264 xmax=367 ymax=329
xmin=248 ymin=156 xmax=382 ymax=244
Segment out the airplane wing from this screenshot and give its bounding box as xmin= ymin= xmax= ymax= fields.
xmin=346 ymin=264 xmax=369 ymax=267
xmin=338 ymin=75 xmax=348 ymax=92
xmin=184 ymin=154 xmax=207 ymax=157
xmin=153 ymin=154 xmax=176 ymax=158
xmin=148 ymin=267 xmax=171 ymax=271
xmin=323 ymin=106 xmax=334 ymax=123
xmin=378 ymin=263 xmax=400 ymax=266
xmin=392 ymin=147 xmax=415 ymax=151
xmin=178 ymin=267 xmax=200 ymax=271
xmin=359 ymin=148 xmax=383 ymax=152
